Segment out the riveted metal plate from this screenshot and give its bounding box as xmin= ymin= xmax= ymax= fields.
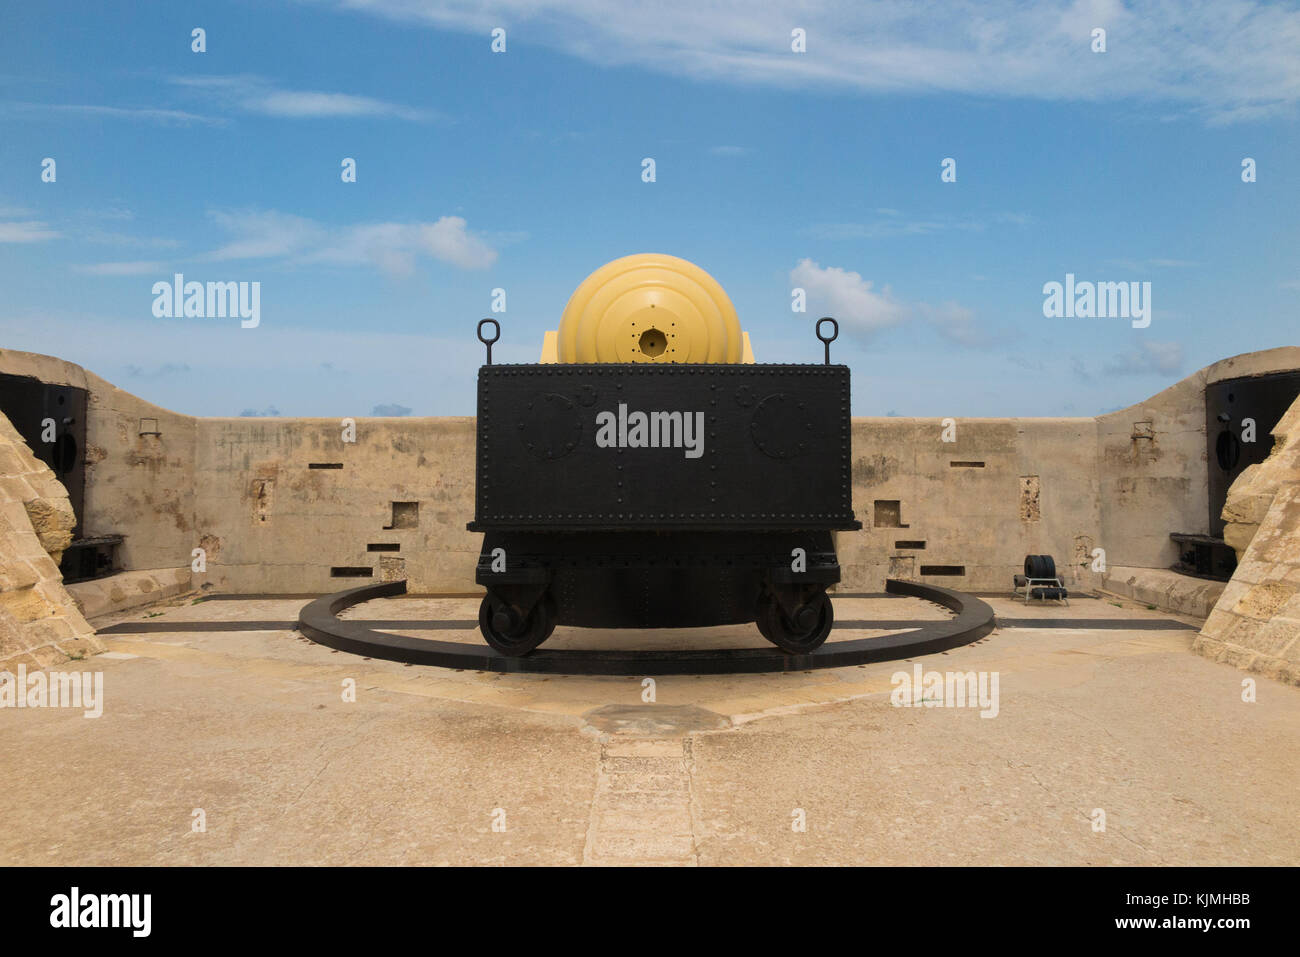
xmin=471 ymin=363 xmax=858 ymax=531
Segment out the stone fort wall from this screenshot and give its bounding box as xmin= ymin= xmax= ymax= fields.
xmin=1 ymin=346 xmax=1298 ymax=601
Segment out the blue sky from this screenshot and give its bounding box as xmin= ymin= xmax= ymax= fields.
xmin=1 ymin=0 xmax=1297 ymax=417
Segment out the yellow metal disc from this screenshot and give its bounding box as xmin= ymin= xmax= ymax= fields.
xmin=557 ymin=254 xmax=743 ymax=363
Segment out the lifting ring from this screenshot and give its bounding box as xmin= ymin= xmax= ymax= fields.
xmin=477 ymin=318 xmax=501 ymax=365
xmin=816 ymin=317 xmax=839 ymax=365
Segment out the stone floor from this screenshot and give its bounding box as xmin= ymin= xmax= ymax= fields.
xmin=1 ymin=591 xmax=1296 ymax=866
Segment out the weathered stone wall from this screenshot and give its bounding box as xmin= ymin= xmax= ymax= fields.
xmin=1096 ymin=375 xmax=1208 ymax=571
xmin=83 ymin=376 xmax=197 ymax=574
xmin=0 ymin=410 xmax=101 ymax=668
xmin=1195 ymin=392 xmax=1300 ymax=684
xmin=192 ymin=417 xmax=479 ymax=594
xmin=1096 ymin=348 xmax=1300 ymax=571
xmin=0 ymin=350 xmax=198 ymax=573
xmin=839 ymin=417 xmax=1103 ymax=592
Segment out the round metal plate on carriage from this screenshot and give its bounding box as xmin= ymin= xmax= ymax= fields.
xmin=750 ymin=393 xmax=813 ymax=460
xmin=517 ymin=392 xmax=582 ymax=461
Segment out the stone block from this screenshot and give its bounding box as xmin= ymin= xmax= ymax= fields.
xmin=1246 ymin=617 xmax=1300 ymax=660
xmin=1233 ymin=582 xmax=1297 ymax=621
xmin=0 ymin=586 xmax=53 ymax=623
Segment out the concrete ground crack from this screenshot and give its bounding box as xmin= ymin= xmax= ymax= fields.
xmin=284 ymin=713 xmax=385 ymax=811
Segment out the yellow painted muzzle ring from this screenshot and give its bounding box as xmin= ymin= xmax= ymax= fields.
xmin=556 ymin=253 xmax=745 ymax=364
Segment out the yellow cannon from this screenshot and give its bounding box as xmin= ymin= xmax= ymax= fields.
xmin=541 ymin=253 xmax=754 ymax=364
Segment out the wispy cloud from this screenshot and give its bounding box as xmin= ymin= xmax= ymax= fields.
xmin=1107 ymin=257 xmax=1199 ymax=271
xmin=78 ymin=228 xmax=183 ymax=250
xmin=0 ymin=221 xmax=60 ymax=243
xmin=319 ymin=0 xmax=1300 ymax=123
xmin=171 ymin=75 xmax=434 ymax=121
xmin=708 ymin=145 xmax=752 ymax=156
xmin=125 ymin=362 xmax=191 ymax=379
xmin=803 ymin=211 xmax=1031 ymax=240
xmin=203 ymin=209 xmax=499 ymax=272
xmin=77 ymin=203 xmax=137 ymax=222
xmin=789 ymin=258 xmax=984 ymax=345
xmin=75 ymin=261 xmax=165 ymax=276
xmin=1104 ymin=339 xmax=1185 ymax=376
xmin=5 ymin=102 xmax=221 ymax=125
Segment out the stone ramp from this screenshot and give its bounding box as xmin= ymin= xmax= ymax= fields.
xmin=1196 ymin=393 xmax=1300 ymax=685
xmin=0 ymin=410 xmax=101 ymax=668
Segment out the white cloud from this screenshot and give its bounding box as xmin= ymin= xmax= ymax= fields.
xmin=171 ymin=75 xmax=433 ymax=121
xmin=1104 ymin=339 xmax=1185 ymax=375
xmin=257 ymin=90 xmax=426 ymax=119
xmin=708 ymin=145 xmax=752 ymax=156
xmin=917 ymin=301 xmax=984 ymax=346
xmin=790 ymin=258 xmax=907 ymax=337
xmin=790 ymin=258 xmax=987 ymax=346
xmin=0 ymin=221 xmax=60 ymax=243
xmin=318 ymin=0 xmax=1300 ymax=122
xmin=206 ymin=210 xmax=325 ymax=261
xmin=204 ymin=209 xmax=499 ymax=272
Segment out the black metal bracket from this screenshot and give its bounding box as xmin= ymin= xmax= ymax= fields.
xmin=816 ymin=317 xmax=838 ymax=365
xmin=477 ymin=318 xmax=500 ymax=365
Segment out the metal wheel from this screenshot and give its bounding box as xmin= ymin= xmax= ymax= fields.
xmin=754 ymin=597 xmax=775 ymax=642
xmin=479 ymin=593 xmax=556 ymax=656
xmin=757 ymin=589 xmax=833 ymax=654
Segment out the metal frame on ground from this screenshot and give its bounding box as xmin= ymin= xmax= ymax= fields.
xmin=296 ymin=578 xmax=997 ymax=676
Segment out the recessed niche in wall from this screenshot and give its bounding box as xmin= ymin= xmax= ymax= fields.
xmin=919 ymin=565 xmax=965 ymax=576
xmin=873 ymin=500 xmax=907 ymax=528
xmin=1019 ymin=475 xmax=1041 ymax=522
xmin=367 ymin=543 xmax=400 ymax=552
xmin=949 ymin=461 xmax=985 ymax=468
xmin=330 ymin=567 xmax=373 ymax=577
xmin=895 ymin=540 xmax=926 ymax=549
xmin=309 ymin=462 xmax=344 ymax=469
xmin=251 ymin=478 xmax=273 ymax=524
xmin=384 ymin=501 xmax=419 ymax=530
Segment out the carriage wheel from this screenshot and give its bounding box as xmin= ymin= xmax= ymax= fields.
xmin=757 ymin=589 xmax=833 ymax=654
xmin=479 ymin=593 xmax=556 ymax=656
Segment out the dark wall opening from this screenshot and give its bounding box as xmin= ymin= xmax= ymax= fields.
xmin=0 ymin=372 xmax=88 ymax=538
xmin=1205 ymin=371 xmax=1300 ymax=537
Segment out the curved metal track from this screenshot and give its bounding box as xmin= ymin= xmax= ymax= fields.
xmin=297 ymin=579 xmax=995 ymax=676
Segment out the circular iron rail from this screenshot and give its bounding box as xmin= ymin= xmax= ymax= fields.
xmin=297 ymin=579 xmax=995 ymax=676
